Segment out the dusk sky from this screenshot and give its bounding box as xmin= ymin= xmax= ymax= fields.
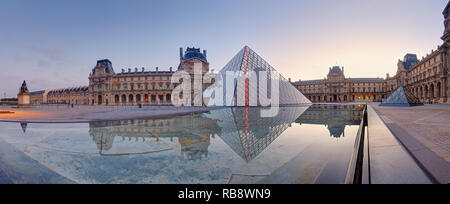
xmin=0 ymin=0 xmax=448 ymax=97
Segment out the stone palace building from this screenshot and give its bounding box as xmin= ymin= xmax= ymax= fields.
xmin=294 ymin=2 xmax=450 ymax=104
xmin=293 ymin=66 xmax=387 ymax=103
xmin=385 ymin=2 xmax=450 ymax=104
xmin=31 ymin=47 xmax=210 ymax=105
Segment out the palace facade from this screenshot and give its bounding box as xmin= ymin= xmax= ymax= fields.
xmin=90 ymin=47 xmax=209 ymax=105
xmin=46 ymin=87 xmax=89 ymax=104
xmin=30 ymin=47 xmax=210 ymax=105
xmin=293 ymin=66 xmax=388 ymax=103
xmin=385 ymin=2 xmax=450 ymax=104
xmin=294 ymin=2 xmax=450 ymax=104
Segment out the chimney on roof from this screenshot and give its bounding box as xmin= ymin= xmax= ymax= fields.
xmin=342 ymin=66 xmax=344 ymax=74
xmin=288 ymin=78 xmax=291 ymax=82
xmin=135 ymin=67 xmax=138 ymax=73
xmin=203 ymin=50 xmax=207 ymax=58
xmin=180 ymin=48 xmax=183 ymax=60
xmin=128 ymin=68 xmax=131 ymax=73
xmin=142 ymin=67 xmax=145 ymax=73
xmin=386 ymin=73 xmax=390 ymax=79
xmin=169 ymin=67 xmax=173 ymax=72
xmin=156 ymin=67 xmax=159 ymax=72
xmin=122 ymin=69 xmax=125 ymax=73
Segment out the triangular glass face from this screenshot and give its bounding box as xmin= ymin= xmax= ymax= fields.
xmin=204 ymin=46 xmax=311 ymax=106
xmin=380 ymin=86 xmax=423 ymax=106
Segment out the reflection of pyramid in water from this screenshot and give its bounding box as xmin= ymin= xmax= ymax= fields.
xmin=380 ymin=86 xmax=423 ymax=107
xmin=204 ymin=106 xmax=309 ymax=162
xmin=204 ymin=46 xmax=311 ymax=106
xmin=20 ymin=122 xmax=28 ymax=133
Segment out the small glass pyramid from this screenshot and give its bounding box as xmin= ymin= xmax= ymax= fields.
xmin=204 ymin=46 xmax=311 ymax=106
xmin=380 ymin=86 xmax=423 ymax=107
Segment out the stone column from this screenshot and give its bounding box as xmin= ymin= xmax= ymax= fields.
xmin=445 ymin=77 xmax=449 ymax=103
xmin=154 ymin=94 xmax=158 ymax=105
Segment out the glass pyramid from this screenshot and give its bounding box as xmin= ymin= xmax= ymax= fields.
xmin=204 ymin=46 xmax=311 ymax=106
xmin=380 ymin=86 xmax=423 ymax=107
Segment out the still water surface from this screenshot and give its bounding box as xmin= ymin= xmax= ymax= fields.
xmin=0 ymin=105 xmax=364 ymax=184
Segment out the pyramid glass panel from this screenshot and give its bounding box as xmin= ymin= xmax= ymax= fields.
xmin=204 ymin=46 xmax=311 ymax=106
xmin=380 ymin=86 xmax=423 ymax=107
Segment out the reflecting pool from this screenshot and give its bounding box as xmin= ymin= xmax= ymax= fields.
xmin=0 ymin=104 xmax=365 ymax=184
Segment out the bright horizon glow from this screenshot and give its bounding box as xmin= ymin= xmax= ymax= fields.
xmin=0 ymin=0 xmax=447 ymax=97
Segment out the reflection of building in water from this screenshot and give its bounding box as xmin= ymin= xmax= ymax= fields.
xmin=89 ymin=114 xmax=221 ymax=160
xmin=20 ymin=122 xmax=28 ymax=133
xmin=89 ymin=106 xmax=310 ymax=162
xmin=296 ymin=104 xmax=364 ymax=138
xmin=204 ymin=106 xmax=309 ymax=162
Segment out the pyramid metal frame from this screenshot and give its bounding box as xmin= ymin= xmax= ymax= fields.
xmin=204 ymin=46 xmax=311 ymax=106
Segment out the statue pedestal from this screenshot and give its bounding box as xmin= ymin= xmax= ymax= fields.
xmin=17 ymin=93 xmax=31 ymax=108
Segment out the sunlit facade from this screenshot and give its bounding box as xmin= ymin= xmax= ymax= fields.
xmin=29 ymin=47 xmax=210 ymax=105
xmin=295 ymin=2 xmax=450 ymax=104
xmin=386 ymin=3 xmax=450 ymax=104
xmin=293 ymin=66 xmax=387 ymax=103
xmin=88 ymin=47 xmax=209 ymax=105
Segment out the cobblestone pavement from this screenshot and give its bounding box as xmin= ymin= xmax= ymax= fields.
xmin=371 ymin=104 xmax=450 ymax=163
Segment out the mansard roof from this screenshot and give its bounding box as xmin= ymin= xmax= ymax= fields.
xmin=348 ymin=78 xmax=385 ymax=82
xmin=294 ymin=80 xmax=323 ymax=85
xmin=93 ymin=59 xmax=115 ymax=75
xmin=183 ymin=47 xmax=207 ymax=63
xmin=294 ymin=77 xmax=385 ymax=85
xmin=30 ymin=90 xmax=45 ymax=95
xmin=402 ymin=53 xmax=419 ymax=70
xmin=116 ymin=70 xmax=174 ymax=76
xmin=328 ymin=66 xmax=343 ymax=74
xmin=444 ymin=1 xmax=450 ymax=15
xmin=48 ymin=86 xmax=88 ymax=95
